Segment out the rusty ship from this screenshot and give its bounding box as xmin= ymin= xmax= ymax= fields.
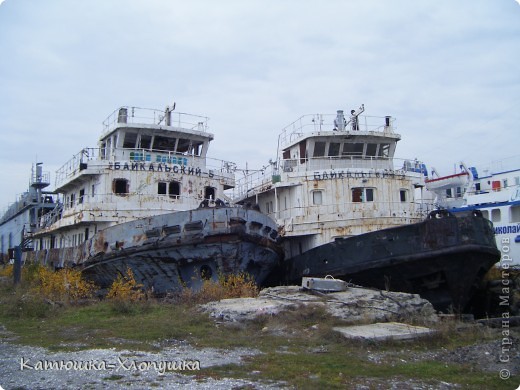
xmin=3 ymin=105 xmax=283 ymax=293
xmin=233 ymin=107 xmax=500 ymax=311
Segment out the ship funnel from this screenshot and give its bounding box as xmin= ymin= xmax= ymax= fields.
xmin=117 ymin=108 xmax=128 ymax=123
xmin=334 ymin=110 xmax=345 ymax=131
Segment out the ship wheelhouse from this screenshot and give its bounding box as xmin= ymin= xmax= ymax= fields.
xmin=233 ymin=108 xmax=430 ymax=258
xmin=31 ymin=106 xmax=236 ymax=252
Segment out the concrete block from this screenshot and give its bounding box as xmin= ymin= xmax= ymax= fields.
xmin=333 ymin=322 xmax=435 ymax=341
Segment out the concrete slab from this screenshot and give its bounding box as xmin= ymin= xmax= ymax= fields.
xmin=333 ymin=322 xmax=435 ymax=341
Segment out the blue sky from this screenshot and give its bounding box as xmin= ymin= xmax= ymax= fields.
xmin=1 ymin=0 xmax=519 ymax=209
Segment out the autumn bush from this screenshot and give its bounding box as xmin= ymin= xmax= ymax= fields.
xmin=34 ymin=265 xmax=96 ymax=303
xmin=179 ymin=272 xmax=259 ymax=305
xmin=106 ymin=268 xmax=145 ymax=302
xmin=0 ymin=264 xmax=13 ymax=277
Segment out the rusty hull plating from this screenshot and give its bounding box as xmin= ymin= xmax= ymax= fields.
xmin=269 ymin=210 xmax=500 ymax=312
xmin=25 ymin=205 xmax=284 ymax=294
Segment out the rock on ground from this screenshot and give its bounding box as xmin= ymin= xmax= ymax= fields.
xmin=201 ymin=285 xmax=437 ymax=324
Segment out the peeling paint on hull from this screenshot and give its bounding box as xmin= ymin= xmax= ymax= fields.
xmin=24 ymin=207 xmax=284 ymax=294
xmin=268 ymin=210 xmax=500 ymax=312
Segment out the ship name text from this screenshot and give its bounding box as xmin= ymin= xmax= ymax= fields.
xmin=313 ymin=169 xmax=406 ymax=181
xmin=108 ymin=162 xmax=214 ymax=177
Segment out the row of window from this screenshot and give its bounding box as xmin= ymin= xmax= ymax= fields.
xmin=484 ymin=205 xmax=520 ymax=223
xmin=313 ymin=188 xmax=407 ymax=205
xmin=122 ymin=132 xmax=204 ymax=156
xmin=313 ymin=142 xmax=390 ymax=158
xmin=113 ymin=179 xmax=216 ymax=200
xmin=265 ymin=188 xmax=408 ymax=213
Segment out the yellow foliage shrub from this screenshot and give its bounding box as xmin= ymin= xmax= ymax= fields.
xmin=34 ymin=266 xmax=96 ymax=302
xmin=0 ymin=264 xmax=14 ymax=277
xmin=180 ymin=272 xmax=259 ymax=304
xmin=106 ymin=268 xmax=145 ymax=302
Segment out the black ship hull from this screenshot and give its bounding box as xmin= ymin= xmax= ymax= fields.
xmin=268 ymin=210 xmax=500 ymax=312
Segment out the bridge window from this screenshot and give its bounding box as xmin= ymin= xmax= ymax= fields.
xmin=113 ymin=179 xmax=129 ymax=195
xmin=366 ymin=143 xmax=377 ymax=157
xmin=177 ymin=138 xmax=191 ymax=153
xmin=123 ymin=132 xmax=138 ymax=148
xmin=378 ymin=143 xmax=390 ymax=158
xmin=139 ymin=134 xmax=152 ymax=149
xmin=313 ymin=142 xmax=326 ymax=157
xmin=342 ymin=143 xmax=364 ymax=158
xmin=153 ymin=136 xmax=177 ymax=152
xmin=328 ymin=143 xmax=341 ymax=156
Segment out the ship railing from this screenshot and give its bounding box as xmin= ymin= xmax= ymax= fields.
xmin=57 ymin=192 xmax=233 ymax=216
xmin=231 ymin=156 xmax=427 ymax=200
xmin=30 ymin=170 xmax=51 ymax=187
xmin=101 ymin=106 xmax=209 ymax=136
xmin=55 ymin=147 xmax=236 ymax=188
xmin=0 ymin=192 xmax=30 ymax=224
xmin=55 ymin=148 xmax=100 ymax=188
xmin=0 ymin=188 xmax=53 ymax=224
xmin=278 ymin=114 xmax=396 ymax=149
xmin=39 ymin=202 xmax=64 ymax=229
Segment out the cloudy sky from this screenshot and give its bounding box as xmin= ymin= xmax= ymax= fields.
xmin=1 ymin=0 xmax=519 ymax=210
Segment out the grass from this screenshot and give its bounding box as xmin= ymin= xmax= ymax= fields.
xmin=0 ymin=270 xmax=516 ymax=389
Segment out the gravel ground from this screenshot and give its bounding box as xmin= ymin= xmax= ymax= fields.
xmin=1 ymin=316 xmax=518 ymax=389
xmin=0 ymin=330 xmax=286 ymax=390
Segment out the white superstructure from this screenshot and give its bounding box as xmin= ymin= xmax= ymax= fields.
xmin=233 ymin=107 xmax=433 ymax=260
xmin=31 ymin=105 xmax=236 ymax=252
xmin=426 ymin=155 xmax=520 ymax=266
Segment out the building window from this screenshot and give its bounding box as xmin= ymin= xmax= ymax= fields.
xmin=312 ymin=191 xmax=323 ymax=205
xmin=352 ymin=188 xmax=374 ymax=203
xmin=491 ymin=208 xmax=501 ymax=223
xmin=400 ymin=189 xmax=408 ymax=202
xmin=113 ymin=179 xmax=129 ymax=195
xmin=481 ymin=209 xmax=489 ymax=220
